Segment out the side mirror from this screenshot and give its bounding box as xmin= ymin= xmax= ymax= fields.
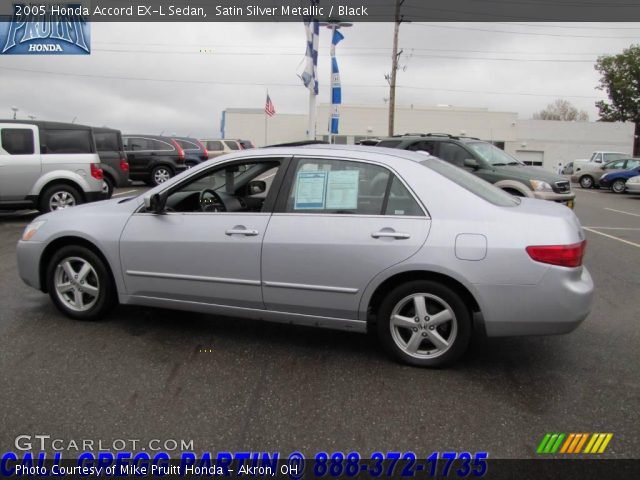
xmin=248 ymin=180 xmax=267 ymax=195
xmin=463 ymin=158 xmax=479 ymax=169
xmin=143 ymin=193 xmax=166 ymax=214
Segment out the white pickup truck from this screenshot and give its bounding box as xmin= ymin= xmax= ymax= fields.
xmin=564 ymin=151 xmax=630 ymax=175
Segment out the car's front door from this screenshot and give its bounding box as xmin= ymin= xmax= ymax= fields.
xmin=261 ymin=156 xmax=430 ymax=321
xmin=119 ymin=156 xmax=288 ymax=309
xmin=0 ymin=125 xmax=40 ymax=201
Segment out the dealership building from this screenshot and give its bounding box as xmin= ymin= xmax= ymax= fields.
xmin=222 ymin=104 xmax=635 ymax=171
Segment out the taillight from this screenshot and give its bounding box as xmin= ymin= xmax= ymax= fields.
xmin=197 ymin=140 xmax=209 ymax=160
xmin=171 ymin=139 xmax=185 ymax=162
xmin=119 ymin=156 xmax=129 ymax=172
xmin=90 ymin=163 xmax=103 ymax=181
xmin=526 ymin=240 xmax=586 ymax=268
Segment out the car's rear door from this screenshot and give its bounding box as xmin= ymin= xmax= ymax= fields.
xmin=261 ymin=156 xmax=430 ymax=321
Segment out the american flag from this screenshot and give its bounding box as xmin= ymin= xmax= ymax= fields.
xmin=265 ymin=93 xmax=276 ymax=117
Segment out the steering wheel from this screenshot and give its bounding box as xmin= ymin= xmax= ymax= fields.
xmin=200 ymin=189 xmax=226 ymax=212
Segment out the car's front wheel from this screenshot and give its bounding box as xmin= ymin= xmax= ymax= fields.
xmin=46 ymin=245 xmax=116 ymax=320
xmin=612 ymin=179 xmax=626 ymax=194
xmin=377 ymin=280 xmax=471 ymax=367
xmin=579 ymin=175 xmax=594 ymax=189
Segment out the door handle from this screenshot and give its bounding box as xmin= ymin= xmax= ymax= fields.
xmin=225 ymin=227 xmax=259 ymax=236
xmin=371 ymin=230 xmax=411 ymax=239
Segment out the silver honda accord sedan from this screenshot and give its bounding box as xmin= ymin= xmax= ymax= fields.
xmin=17 ymin=146 xmax=594 ymax=367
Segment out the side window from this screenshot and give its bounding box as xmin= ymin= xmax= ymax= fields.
xmin=594 ymin=153 xmax=602 ymax=163
xmin=438 ymin=142 xmax=473 ymax=167
xmin=42 ymin=129 xmax=92 ymax=154
xmin=607 ymin=160 xmax=625 ymax=169
xmin=224 ymin=141 xmax=240 ymax=151
xmin=285 ymin=158 xmax=391 ymax=215
xmin=127 ymin=137 xmax=150 ymax=151
xmin=626 ymin=159 xmax=640 ymax=169
xmin=384 ymin=177 xmax=424 ymax=216
xmin=206 ymin=141 xmax=223 ymax=151
xmin=94 ymin=132 xmax=119 ymax=151
xmin=151 ymin=139 xmax=174 ymax=151
xmin=407 ymin=140 xmax=437 ymax=155
xmin=1 ymin=128 xmax=34 ymax=155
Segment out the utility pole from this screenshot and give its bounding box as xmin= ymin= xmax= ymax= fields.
xmin=387 ymin=0 xmax=404 ymax=137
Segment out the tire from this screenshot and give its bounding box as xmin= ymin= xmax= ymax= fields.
xmin=579 ymin=175 xmax=594 ymax=189
xmin=103 ymin=176 xmax=114 ymax=199
xmin=377 ymin=280 xmax=471 ymax=368
xmin=150 ymin=165 xmax=173 ymax=186
xmin=612 ymin=179 xmax=626 ymax=194
xmin=45 ymin=245 xmax=116 ymax=321
xmin=39 ymin=184 xmax=82 ymax=213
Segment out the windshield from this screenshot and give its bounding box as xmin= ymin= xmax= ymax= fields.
xmin=467 ymin=142 xmax=524 ymax=166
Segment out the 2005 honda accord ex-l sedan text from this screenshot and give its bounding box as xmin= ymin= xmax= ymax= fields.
xmin=17 ymin=145 xmax=594 ymax=367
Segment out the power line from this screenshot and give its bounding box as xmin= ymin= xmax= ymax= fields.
xmin=0 ymin=65 xmax=604 ymax=99
xmin=409 ymin=22 xmax=640 ymax=39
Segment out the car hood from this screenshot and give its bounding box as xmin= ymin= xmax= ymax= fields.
xmin=35 ymin=196 xmax=140 ymax=223
xmin=487 ymin=165 xmax=567 ymax=184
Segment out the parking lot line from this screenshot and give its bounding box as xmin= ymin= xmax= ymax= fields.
xmin=584 ymin=227 xmax=640 ymax=230
xmin=583 ymin=227 xmax=640 ymax=248
xmin=112 ymin=189 xmax=139 ymax=197
xmin=605 ymin=207 xmax=640 ymax=218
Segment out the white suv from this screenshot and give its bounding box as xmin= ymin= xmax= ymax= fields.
xmin=0 ymin=121 xmax=106 ymax=213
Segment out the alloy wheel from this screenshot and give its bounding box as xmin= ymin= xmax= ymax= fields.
xmin=612 ymin=180 xmax=626 ymax=193
xmin=580 ymin=176 xmax=593 ymax=189
xmin=49 ymin=190 xmax=77 ymax=210
xmin=389 ymin=293 xmax=457 ymax=360
xmin=153 ymin=168 xmax=171 ymax=184
xmin=53 ymin=257 xmax=100 ymax=312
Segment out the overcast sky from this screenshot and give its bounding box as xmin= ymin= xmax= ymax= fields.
xmin=2 ymin=22 xmax=640 ymax=138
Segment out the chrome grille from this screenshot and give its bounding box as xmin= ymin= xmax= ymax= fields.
xmin=554 ymin=181 xmax=571 ymax=193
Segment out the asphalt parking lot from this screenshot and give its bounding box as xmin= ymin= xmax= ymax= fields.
xmin=0 ymin=186 xmax=638 ymax=459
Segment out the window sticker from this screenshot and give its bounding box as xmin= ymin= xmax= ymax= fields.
xmin=326 ymin=170 xmax=359 ymax=210
xmin=294 ymin=171 xmax=328 ymax=209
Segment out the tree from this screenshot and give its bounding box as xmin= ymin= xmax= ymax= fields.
xmin=533 ymin=99 xmax=589 ymax=121
xmin=595 ymin=45 xmax=640 ymax=154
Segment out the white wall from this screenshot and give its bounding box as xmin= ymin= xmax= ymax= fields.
xmin=224 ymin=108 xmax=307 ymax=147
xmin=506 ymin=119 xmax=635 ymax=171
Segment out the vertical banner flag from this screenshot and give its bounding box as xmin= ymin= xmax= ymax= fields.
xmin=301 ymin=0 xmax=319 ymax=95
xmin=330 ymin=29 xmax=344 ymax=135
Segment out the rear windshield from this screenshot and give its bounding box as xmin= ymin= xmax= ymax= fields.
xmin=42 ymin=129 xmax=93 ymax=154
xmin=176 ymin=139 xmax=201 ymax=151
xmin=420 ymin=157 xmax=520 ymax=207
xmin=377 ymin=140 xmax=403 ymax=148
xmin=94 ymin=131 xmax=121 ymax=151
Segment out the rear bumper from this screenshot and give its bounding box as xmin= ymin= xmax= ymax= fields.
xmin=476 ymin=265 xmax=594 ymax=337
xmin=86 ymin=191 xmax=108 ymax=203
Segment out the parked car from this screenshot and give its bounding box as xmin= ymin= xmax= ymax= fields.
xmin=172 ymin=137 xmax=208 ymax=168
xmin=122 ymin=134 xmax=187 ymax=186
xmin=0 ymin=120 xmax=105 ymax=212
xmin=200 ymin=139 xmax=241 ymax=159
xmin=16 ymin=146 xmax=593 ymax=368
xmin=561 ymin=161 xmax=575 ymax=175
xmin=377 ymin=134 xmax=576 ymax=208
xmin=238 ymin=139 xmax=255 ymax=149
xmin=599 ymin=165 xmax=640 ymax=193
xmin=625 ymin=175 xmax=640 ymax=194
xmin=356 ymin=138 xmax=381 ymax=146
xmin=571 ymin=158 xmax=640 ymax=189
xmin=93 ymin=127 xmax=130 ymax=198
xmin=572 ymin=151 xmax=630 ymax=175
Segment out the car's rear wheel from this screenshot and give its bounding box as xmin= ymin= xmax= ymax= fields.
xmin=39 ymin=184 xmax=82 ymax=213
xmin=377 ymin=280 xmax=471 ymax=367
xmin=579 ymin=175 xmax=594 ymax=189
xmin=102 ymin=176 xmax=114 ymax=199
xmin=46 ymin=245 xmax=116 ymax=320
xmin=612 ymin=179 xmax=626 ymax=193
xmin=150 ymin=166 xmax=173 ymax=186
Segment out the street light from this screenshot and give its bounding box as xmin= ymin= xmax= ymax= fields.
xmin=11 ymin=106 xmax=18 ymax=119
xmin=320 ymin=19 xmax=352 ymax=144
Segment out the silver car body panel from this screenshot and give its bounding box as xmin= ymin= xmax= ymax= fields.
xmin=17 ymin=146 xmax=594 ymax=337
